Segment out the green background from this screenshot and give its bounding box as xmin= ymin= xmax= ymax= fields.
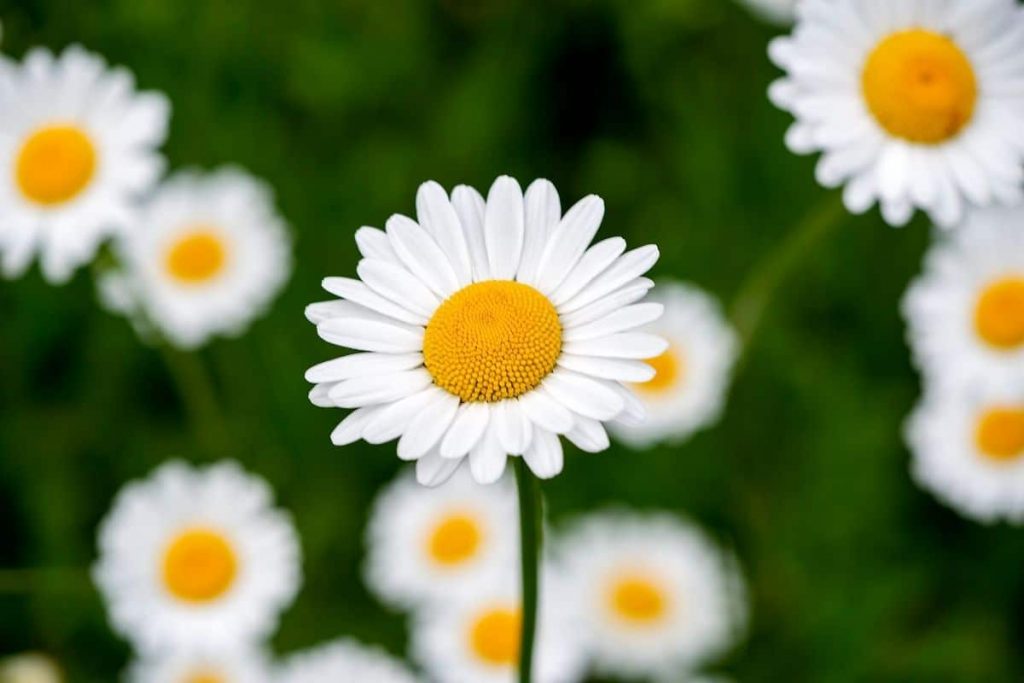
xmin=2 ymin=0 xmax=1022 ymax=681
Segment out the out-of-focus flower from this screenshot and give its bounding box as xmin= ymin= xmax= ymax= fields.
xmin=410 ymin=568 xmax=586 ymax=683
xmin=610 ymin=282 xmax=737 ymax=448
xmin=0 ymin=45 xmax=168 ymax=282
xmin=306 ymin=176 xmax=663 ymax=486
xmin=738 ymin=0 xmax=795 ymax=25
xmin=768 ymin=0 xmax=1024 ymax=227
xmin=907 ymin=383 xmax=1024 ymax=523
xmin=364 ymin=467 xmax=518 ymax=610
xmin=554 ymin=510 xmax=746 ymax=681
xmin=99 ymin=168 xmax=291 ymax=349
xmin=126 ymin=647 xmax=272 ymax=683
xmin=92 ymin=460 xmax=302 ymax=654
xmin=904 ymin=207 xmax=1024 ymax=392
xmin=0 ymin=654 xmax=62 ymax=683
xmin=278 ymin=639 xmax=421 ymax=683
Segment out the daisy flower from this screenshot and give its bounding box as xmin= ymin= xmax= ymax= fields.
xmin=739 ymin=0 xmax=795 ymax=25
xmin=907 ymin=382 xmax=1024 ymax=524
xmin=278 ymin=639 xmax=422 ymax=683
xmin=99 ymin=168 xmax=291 ymax=349
xmin=769 ymin=0 xmax=1024 ymax=227
xmin=904 ymin=205 xmax=1024 ymax=392
xmin=93 ymin=460 xmax=302 ymax=654
xmin=610 ymin=282 xmax=738 ymax=448
xmin=0 ymin=654 xmax=62 ymax=683
xmin=364 ymin=466 xmax=518 ymax=610
xmin=0 ymin=45 xmax=169 ymax=282
xmin=555 ymin=510 xmax=747 ymax=681
xmin=127 ymin=647 xmax=272 ymax=683
xmin=306 ymin=176 xmax=664 ymax=485
xmin=410 ymin=568 xmax=586 ymax=683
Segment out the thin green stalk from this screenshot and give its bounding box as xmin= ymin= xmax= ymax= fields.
xmin=0 ymin=568 xmax=91 ymax=593
xmin=514 ymin=458 xmax=543 ymax=683
xmin=157 ymin=345 xmax=232 ymax=458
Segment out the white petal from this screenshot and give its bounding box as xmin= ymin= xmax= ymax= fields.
xmin=557 ymin=355 xmax=655 ymax=383
xmin=563 ymin=302 xmax=663 ymax=341
xmin=305 ymin=301 xmax=350 ymax=325
xmin=494 ymin=400 xmax=530 ymax=455
xmin=416 ymin=449 xmax=462 ymax=487
xmin=327 ymin=369 xmax=433 ymax=409
xmin=357 ymin=259 xmax=441 ymax=317
xmin=452 ymin=184 xmax=491 ymax=280
xmin=308 ymin=383 xmax=336 ymax=407
xmin=417 ymin=181 xmax=472 ymax=286
xmin=523 ymin=429 xmax=564 ymax=479
xmin=363 ymin=388 xmax=442 ymax=444
xmin=322 ymin=277 xmax=429 ymax=325
xmin=559 ymin=278 xmax=655 ymax=328
xmin=386 ymin=214 xmax=461 ymax=297
xmin=317 ymin=317 xmax=424 ymax=353
xmin=469 ymin=423 xmax=508 ymax=484
xmin=518 ymin=388 xmax=575 ymax=434
xmin=559 ymin=245 xmax=659 ymax=313
xmin=534 ymin=195 xmax=605 ymax=294
xmin=305 ymin=352 xmax=424 ymax=383
xmin=541 ymin=369 xmax=625 ymax=421
xmin=612 ymin=383 xmax=647 ymax=427
xmin=397 ymin=391 xmax=461 ymax=460
xmin=563 ymin=333 xmax=668 ymax=359
xmin=330 ymin=406 xmax=383 ymax=446
xmin=517 ymin=179 xmax=561 ymax=285
xmin=355 ymin=226 xmax=398 ymax=262
xmin=440 ymin=403 xmax=491 ymax=459
xmin=484 ymin=176 xmax=525 ymax=280
xmin=565 ymin=417 xmax=610 ymax=453
xmin=549 ymin=237 xmax=626 ymax=306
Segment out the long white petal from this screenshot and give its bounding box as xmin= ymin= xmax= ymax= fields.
xmin=386 ymin=214 xmax=460 ymax=297
xmin=305 ymin=352 xmax=423 ymax=383
xmin=452 ymin=184 xmax=491 ymax=280
xmin=557 ymin=355 xmax=655 ymax=383
xmin=517 ymin=179 xmax=561 ymax=285
xmin=563 ymin=333 xmax=668 ymax=360
xmin=541 ymin=369 xmax=625 ymax=421
xmin=484 ymin=176 xmax=525 ymax=280
xmin=330 ymin=406 xmax=383 ymax=446
xmin=355 ymin=226 xmax=398 ymax=262
xmin=560 ymin=245 xmax=660 ymax=313
xmin=494 ymin=400 xmax=530 ymax=455
xmin=563 ymin=302 xmax=663 ymax=341
xmin=362 ymin=388 xmax=442 ymax=444
xmin=327 ymin=369 xmax=433 ymax=409
xmin=416 ymin=449 xmax=462 ymax=487
xmin=523 ymin=429 xmax=564 ymax=479
xmin=549 ymin=237 xmax=626 ymax=306
xmin=440 ymin=402 xmax=491 ymax=459
xmin=417 ymin=181 xmax=472 ymax=286
xmin=469 ymin=422 xmax=508 ymax=484
xmin=565 ymin=416 xmax=610 ymax=453
xmin=322 ymin=277 xmax=429 ymax=326
xmin=357 ymin=259 xmax=440 ymax=317
xmin=534 ymin=195 xmax=605 ymax=294
xmin=518 ymin=387 xmax=575 ymax=434
xmin=397 ymin=391 xmax=461 ymax=460
xmin=559 ymin=278 xmax=654 ymax=328
xmin=317 ymin=317 xmax=424 ymax=353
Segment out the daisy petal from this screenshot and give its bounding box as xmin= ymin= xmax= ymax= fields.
xmin=416 ymin=449 xmax=462 ymax=487
xmin=563 ymin=333 xmax=668 ymax=359
xmin=357 ymin=259 xmax=441 ymax=317
xmin=517 ymin=179 xmax=561 ymax=285
xmin=417 ymin=181 xmax=472 ymax=286
xmin=494 ymin=400 xmax=531 ymax=455
xmin=330 ymin=406 xmax=383 ymax=446
xmin=563 ymin=303 xmax=664 ymax=341
xmin=355 ymin=226 xmax=398 ymax=262
xmin=518 ymin=387 xmax=576 ymax=434
xmin=550 ymin=237 xmax=626 ymax=306
xmin=327 ymin=369 xmax=433 ymax=409
xmin=363 ymin=388 xmax=442 ymax=444
xmin=386 ymin=214 xmax=461 ymax=297
xmin=535 ymin=195 xmax=605 ymax=294
xmin=305 ymin=352 xmax=423 ymax=383
xmin=557 ymin=354 xmax=656 ymax=383
xmin=560 ymin=245 xmax=660 ymax=313
xmin=559 ymin=278 xmax=655 ymax=328
xmin=397 ymin=391 xmax=461 ymax=461
xmin=469 ymin=423 xmax=508 ymax=484
xmin=317 ymin=317 xmax=424 ymax=353
xmin=484 ymin=176 xmax=525 ymax=280
xmin=452 ymin=185 xmax=491 ymax=280
xmin=523 ymin=429 xmax=564 ymax=479
xmin=542 ymin=369 xmax=625 ymax=421
xmin=565 ymin=417 xmax=610 ymax=453
xmin=440 ymin=403 xmax=491 ymax=459
xmin=322 ymin=276 xmax=429 ymax=325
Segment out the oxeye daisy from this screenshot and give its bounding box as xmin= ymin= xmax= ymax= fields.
xmin=0 ymin=45 xmax=169 ymax=282
xmin=907 ymin=383 xmax=1024 ymax=524
xmin=278 ymin=639 xmax=422 ymax=683
xmin=127 ymin=647 xmax=272 ymax=683
xmin=555 ymin=511 xmax=747 ymax=681
xmin=92 ymin=460 xmax=302 ymax=654
xmin=99 ymin=168 xmax=291 ymax=349
xmin=903 ymin=207 xmax=1024 ymax=392
xmin=0 ymin=654 xmax=62 ymax=683
xmin=306 ymin=176 xmax=664 ymax=485
xmin=769 ymin=0 xmax=1024 ymax=227
xmin=364 ymin=467 xmax=518 ymax=610
xmin=610 ymin=282 xmax=738 ymax=449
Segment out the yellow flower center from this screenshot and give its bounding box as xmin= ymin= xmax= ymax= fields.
xmin=165 ymin=229 xmax=229 ymax=284
xmin=426 ymin=512 xmax=483 ymax=567
xmin=162 ymin=528 xmax=238 ymax=603
xmin=635 ymin=346 xmax=683 ymax=397
xmin=185 ymin=673 xmax=225 ymax=683
xmin=608 ymin=574 xmax=669 ymax=625
xmin=975 ymin=407 xmax=1024 ymax=462
xmin=469 ymin=606 xmax=521 ymax=666
xmin=16 ymin=124 xmax=97 ymax=205
xmin=974 ymin=277 xmax=1024 ymax=351
xmin=423 ymin=281 xmax=562 ymax=403
xmin=862 ymin=29 xmax=977 ymax=144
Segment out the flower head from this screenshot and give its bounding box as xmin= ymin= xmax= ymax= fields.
xmin=278 ymin=639 xmax=421 ymax=683
xmin=127 ymin=647 xmax=272 ymax=683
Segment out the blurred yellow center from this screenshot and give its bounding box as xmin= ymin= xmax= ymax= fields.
xmin=166 ymin=229 xmax=228 ymax=284
xmin=608 ymin=574 xmax=668 ymax=625
xmin=162 ymin=528 xmax=238 ymax=603
xmin=427 ymin=513 xmax=482 ymax=566
xmin=636 ymin=346 xmax=683 ymax=396
xmin=185 ymin=673 xmax=224 ymax=683
xmin=16 ymin=125 xmax=97 ymax=205
xmin=469 ymin=607 xmax=521 ymax=666
xmin=975 ymin=407 xmax=1024 ymax=461
xmin=424 ymin=281 xmax=562 ymax=402
xmin=862 ymin=29 xmax=977 ymax=144
xmin=974 ymin=278 xmax=1024 ymax=350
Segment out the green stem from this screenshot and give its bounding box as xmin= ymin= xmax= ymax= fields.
xmin=730 ymin=193 xmax=847 ymax=354
xmin=157 ymin=345 xmax=231 ymax=458
xmin=514 ymin=458 xmax=543 ymax=683
xmin=0 ymin=568 xmax=91 ymax=593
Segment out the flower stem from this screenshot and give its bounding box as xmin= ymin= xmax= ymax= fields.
xmin=0 ymin=568 xmax=91 ymax=593
xmin=157 ymin=345 xmax=232 ymax=458
xmin=514 ymin=458 xmax=543 ymax=683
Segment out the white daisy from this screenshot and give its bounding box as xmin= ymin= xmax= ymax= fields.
xmin=92 ymin=460 xmax=302 ymax=654
xmin=99 ymin=167 xmax=291 ymax=349
xmin=903 ymin=206 xmax=1024 ymax=392
xmin=555 ymin=510 xmax=747 ymax=681
xmin=127 ymin=647 xmax=273 ymax=683
xmin=0 ymin=45 xmax=169 ymax=282
xmin=739 ymin=0 xmax=796 ymax=25
xmin=278 ymin=639 xmax=421 ymax=683
xmin=365 ymin=466 xmax=518 ymax=610
xmin=769 ymin=0 xmax=1024 ymax=227
xmin=0 ymin=654 xmax=62 ymax=683
xmin=410 ymin=568 xmax=586 ymax=683
xmin=306 ymin=176 xmax=664 ymax=486
xmin=610 ymin=282 xmax=738 ymax=448
xmin=907 ymin=382 xmax=1024 ymax=524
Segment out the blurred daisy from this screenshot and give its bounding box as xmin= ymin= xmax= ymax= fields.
xmin=907 ymin=383 xmax=1024 ymax=523
xmin=307 ymin=176 xmax=663 ymax=485
xmin=903 ymin=207 xmax=1024 ymax=392
xmin=365 ymin=467 xmax=518 ymax=609
xmin=739 ymin=0 xmax=795 ymax=25
xmin=127 ymin=647 xmax=272 ymax=683
xmin=611 ymin=282 xmax=737 ymax=448
xmin=93 ymin=460 xmax=302 ymax=654
xmin=769 ymin=0 xmax=1024 ymax=227
xmin=0 ymin=45 xmax=169 ymax=282
xmin=410 ymin=569 xmax=586 ymax=683
xmin=0 ymin=654 xmax=62 ymax=683
xmin=100 ymin=168 xmax=291 ymax=349
xmin=556 ymin=511 xmax=746 ymax=680
xmin=278 ymin=639 xmax=421 ymax=683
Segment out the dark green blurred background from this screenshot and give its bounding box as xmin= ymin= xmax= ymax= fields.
xmin=2 ymin=0 xmax=1023 ymax=681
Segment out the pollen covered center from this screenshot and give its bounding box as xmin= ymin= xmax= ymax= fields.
xmin=427 ymin=512 xmax=482 ymax=566
xmin=635 ymin=345 xmax=684 ymax=397
xmin=423 ymin=280 xmax=562 ymax=403
xmin=186 ymin=673 xmax=225 ymax=683
xmin=975 ymin=277 xmax=1024 ymax=351
xmin=975 ymin=407 xmax=1024 ymax=462
xmin=469 ymin=606 xmax=521 ymax=666
xmin=162 ymin=528 xmax=238 ymax=603
xmin=165 ymin=228 xmax=229 ymax=284
xmin=607 ymin=573 xmax=669 ymax=625
xmin=862 ymin=29 xmax=977 ymax=144
xmin=16 ymin=124 xmax=97 ymax=205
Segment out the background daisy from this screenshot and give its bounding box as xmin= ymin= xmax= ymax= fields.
xmin=0 ymin=45 xmax=168 ymax=282
xmin=126 ymin=647 xmax=273 ymax=683
xmin=0 ymin=654 xmax=62 ymax=683
xmin=92 ymin=460 xmax=302 ymax=654
xmin=278 ymin=639 xmax=421 ymax=683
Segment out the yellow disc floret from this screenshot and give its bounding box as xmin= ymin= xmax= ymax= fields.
xmin=427 ymin=512 xmax=482 ymax=567
xmin=423 ymin=281 xmax=562 ymax=403
xmin=469 ymin=606 xmax=521 ymax=666
xmin=862 ymin=29 xmax=977 ymax=144
xmin=635 ymin=345 xmax=683 ymax=397
xmin=162 ymin=528 xmax=238 ymax=603
xmin=975 ymin=407 xmax=1024 ymax=462
xmin=16 ymin=125 xmax=97 ymax=205
xmin=608 ymin=574 xmax=669 ymax=625
xmin=186 ymin=673 xmax=225 ymax=683
xmin=974 ymin=277 xmax=1024 ymax=351
xmin=165 ymin=229 xmax=229 ymax=284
